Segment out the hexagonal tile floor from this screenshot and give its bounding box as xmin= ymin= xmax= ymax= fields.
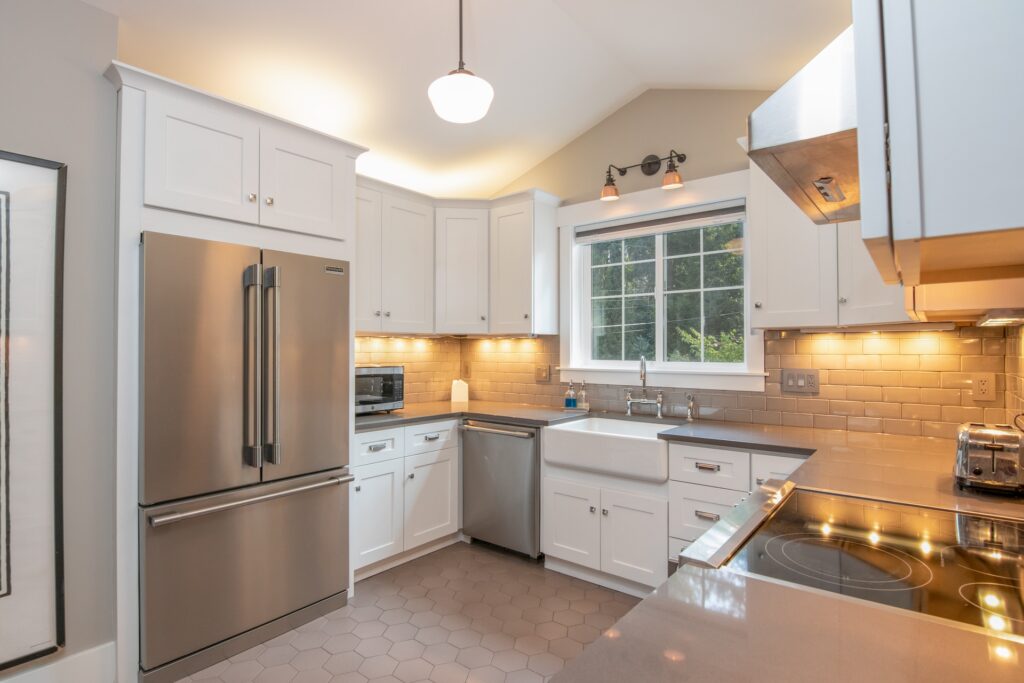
xmin=175 ymin=542 xmax=640 ymax=683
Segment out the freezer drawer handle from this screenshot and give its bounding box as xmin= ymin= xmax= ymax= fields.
xmin=694 ymin=462 xmax=721 ymax=473
xmin=459 ymin=425 xmax=534 ymax=439
xmin=694 ymin=510 xmax=721 ymax=522
xmin=147 ymin=475 xmax=353 ymax=528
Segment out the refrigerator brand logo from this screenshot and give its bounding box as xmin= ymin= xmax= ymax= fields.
xmin=324 ymin=266 xmax=345 ymax=275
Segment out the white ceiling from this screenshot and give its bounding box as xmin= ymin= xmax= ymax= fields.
xmin=84 ymin=0 xmax=850 ymax=198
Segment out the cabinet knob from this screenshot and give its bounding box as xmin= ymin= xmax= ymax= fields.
xmin=839 ymin=297 xmax=849 ymax=304
xmin=408 ymin=473 xmax=415 ymax=479
xmin=601 ymin=508 xmax=609 ymax=516
xmin=265 ymin=196 xmax=275 ymax=206
xmin=754 ymin=302 xmax=763 ymax=309
xmin=354 ymin=485 xmax=361 ymax=492
xmin=589 ymin=506 xmax=596 ymax=514
xmin=384 ymin=311 xmax=391 ymax=318
xmin=523 ymin=313 xmax=529 ymax=319
xmin=480 ymin=315 xmax=486 ymax=321
xmin=375 ymin=310 xmax=382 ymax=317
xmin=247 ymin=192 xmax=257 ymax=202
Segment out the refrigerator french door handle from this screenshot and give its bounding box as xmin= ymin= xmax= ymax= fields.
xmin=264 ymin=266 xmax=282 ymax=466
xmin=243 ymin=264 xmax=263 ymax=468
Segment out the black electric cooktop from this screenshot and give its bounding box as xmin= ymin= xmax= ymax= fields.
xmin=730 ymin=490 xmax=1024 ymax=636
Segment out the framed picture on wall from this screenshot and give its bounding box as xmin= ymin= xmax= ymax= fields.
xmin=0 ymin=150 xmax=65 ymax=671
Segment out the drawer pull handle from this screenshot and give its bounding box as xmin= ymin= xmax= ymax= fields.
xmin=424 ymin=434 xmax=441 ymax=442
xmin=368 ymin=443 xmax=387 ymax=452
xmin=695 ymin=462 xmax=721 ymax=473
xmin=756 ymin=477 xmax=766 ymax=486
xmin=694 ymin=510 xmax=721 ymax=522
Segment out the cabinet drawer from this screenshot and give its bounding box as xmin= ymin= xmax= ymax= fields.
xmin=668 ymin=537 xmax=691 ymax=562
xmin=750 ymin=453 xmax=803 ymax=489
xmin=669 ymin=444 xmax=750 ymax=492
xmin=354 ymin=428 xmax=405 ymax=467
xmin=404 ymin=420 xmax=459 ymax=456
xmin=669 ymin=482 xmax=747 ymax=542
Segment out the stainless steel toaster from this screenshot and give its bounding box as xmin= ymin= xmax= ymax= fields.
xmin=954 ymin=422 xmax=1024 ymax=494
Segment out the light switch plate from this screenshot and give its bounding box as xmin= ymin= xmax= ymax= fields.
xmin=462 ymin=360 xmax=472 ymax=379
xmin=534 ymin=365 xmax=551 ymax=383
xmin=972 ymin=372 xmax=996 ymax=401
xmin=782 ymin=368 xmax=820 ymax=395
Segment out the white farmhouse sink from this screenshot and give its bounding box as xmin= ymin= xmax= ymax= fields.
xmin=543 ymin=418 xmax=670 ymax=483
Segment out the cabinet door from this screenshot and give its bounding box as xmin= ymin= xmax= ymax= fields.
xmin=404 ymin=448 xmax=458 ymax=550
xmin=541 ymin=477 xmax=600 ymax=571
xmin=599 ymin=488 xmax=667 ymax=587
xmin=382 ymin=195 xmax=435 ymax=333
xmin=259 ymin=123 xmax=353 ymax=240
xmin=748 ymin=163 xmax=838 ymax=328
xmin=351 ymin=460 xmax=404 ymax=570
xmin=489 ymin=201 xmax=534 ymax=334
xmin=837 ymin=222 xmax=911 ymax=326
xmin=750 ymin=453 xmax=802 ymax=490
xmin=144 ymin=89 xmax=260 ymax=223
xmin=435 ymin=208 xmax=489 ymax=333
xmin=354 ymin=188 xmax=383 ymax=332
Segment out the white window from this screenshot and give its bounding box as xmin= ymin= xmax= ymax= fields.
xmin=564 ymin=204 xmax=764 ymax=391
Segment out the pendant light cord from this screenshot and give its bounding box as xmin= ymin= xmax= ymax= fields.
xmin=458 ymin=0 xmax=466 ymax=70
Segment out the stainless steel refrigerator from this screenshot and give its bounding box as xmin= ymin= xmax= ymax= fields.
xmin=137 ymin=232 xmax=351 ymax=682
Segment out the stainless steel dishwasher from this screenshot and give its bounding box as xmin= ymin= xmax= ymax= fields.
xmin=460 ymin=420 xmax=540 ymax=558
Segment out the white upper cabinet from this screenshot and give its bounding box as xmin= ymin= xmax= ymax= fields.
xmin=144 ymin=89 xmax=261 ymax=225
xmin=259 ymin=123 xmax=354 ymax=239
xmin=135 ymin=68 xmax=364 ymax=241
xmin=749 ymin=164 xmax=908 ymax=328
xmin=489 ymin=194 xmax=559 ymax=335
xmin=435 ymin=208 xmax=489 ymax=334
xmin=354 ymin=188 xmax=384 ymax=332
xmin=748 ymin=163 xmax=838 ymax=328
xmin=854 ymin=0 xmax=1024 ymax=285
xmin=381 ymin=195 xmax=435 ymax=333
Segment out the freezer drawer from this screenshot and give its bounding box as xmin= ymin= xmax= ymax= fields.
xmin=140 ymin=470 xmax=351 ymax=670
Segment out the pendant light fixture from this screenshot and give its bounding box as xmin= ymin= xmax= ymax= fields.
xmin=428 ymin=0 xmax=494 ymax=124
xmin=598 ymin=150 xmax=686 ymax=201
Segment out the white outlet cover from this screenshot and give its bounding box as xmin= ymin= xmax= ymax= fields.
xmin=972 ymin=372 xmax=996 ymax=401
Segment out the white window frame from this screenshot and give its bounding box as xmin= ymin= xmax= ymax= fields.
xmin=558 ymin=170 xmax=764 ymax=391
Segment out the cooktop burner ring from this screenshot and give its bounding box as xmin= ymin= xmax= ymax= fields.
xmin=764 ymin=533 xmax=934 ymax=592
xmin=942 ymin=544 xmax=1024 ymax=579
xmin=958 ymin=582 xmax=1023 ymax=624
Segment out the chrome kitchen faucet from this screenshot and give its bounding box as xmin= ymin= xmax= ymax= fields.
xmin=625 ymin=355 xmax=663 ymax=418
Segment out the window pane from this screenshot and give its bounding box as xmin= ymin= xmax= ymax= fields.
xmin=591 ymin=265 xmax=622 ymax=296
xmin=703 ymin=222 xmax=743 ymax=251
xmin=591 ymin=240 xmax=621 ymax=266
xmin=624 ymin=262 xmax=655 ymax=294
xmin=624 ymin=295 xmax=655 ymax=325
xmin=665 ymin=255 xmax=699 ymax=291
xmin=665 ymin=292 xmax=701 ymax=362
xmin=703 ymin=251 xmax=743 ymax=288
xmin=592 ymin=298 xmax=622 ymax=326
xmin=623 ymin=236 xmax=655 ymax=262
xmin=624 ymin=323 xmax=655 ymax=360
xmin=703 ymin=289 xmax=744 ymax=362
xmin=665 ymin=228 xmax=700 ymax=256
xmin=592 ymin=326 xmax=622 ymax=360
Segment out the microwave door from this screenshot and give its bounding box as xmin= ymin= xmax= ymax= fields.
xmin=260 ymin=250 xmax=350 ymax=482
xmin=140 ymin=232 xmax=262 ymax=505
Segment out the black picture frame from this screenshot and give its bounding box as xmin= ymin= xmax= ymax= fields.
xmin=0 ymin=149 xmax=66 ymax=672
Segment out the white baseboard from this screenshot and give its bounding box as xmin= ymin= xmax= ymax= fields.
xmin=1 ymin=642 xmax=116 ymax=683
xmin=542 ymin=557 xmax=656 ymax=599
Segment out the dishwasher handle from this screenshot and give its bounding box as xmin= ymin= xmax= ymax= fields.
xmin=460 ymin=424 xmax=535 ymax=439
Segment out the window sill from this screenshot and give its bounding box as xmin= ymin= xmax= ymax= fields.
xmin=557 ymin=367 xmax=766 ymax=392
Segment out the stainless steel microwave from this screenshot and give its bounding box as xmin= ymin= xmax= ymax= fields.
xmin=355 ymin=365 xmax=404 ymax=414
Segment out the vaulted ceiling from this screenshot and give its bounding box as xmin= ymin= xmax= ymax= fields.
xmin=84 ymin=0 xmax=850 ymax=197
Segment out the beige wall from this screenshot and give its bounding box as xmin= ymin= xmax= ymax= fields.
xmin=498 ymin=88 xmax=770 ymax=205
xmin=0 ymin=0 xmax=119 ymax=671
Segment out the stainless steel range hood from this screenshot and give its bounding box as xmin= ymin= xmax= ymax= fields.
xmin=748 ymin=27 xmax=859 ymax=225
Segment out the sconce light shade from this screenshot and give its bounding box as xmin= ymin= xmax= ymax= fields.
xmin=600 ymin=172 xmax=620 ymax=201
xmin=662 ymin=159 xmax=683 ymax=190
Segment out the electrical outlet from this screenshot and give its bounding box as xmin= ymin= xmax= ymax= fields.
xmin=534 ymin=364 xmax=551 ymax=383
xmin=462 ymin=360 xmax=472 ymax=379
xmin=972 ymin=372 xmax=996 ymax=401
xmin=782 ymin=368 xmax=820 ymax=395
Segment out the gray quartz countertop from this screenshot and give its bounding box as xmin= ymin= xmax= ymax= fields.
xmin=552 ymin=424 xmax=1024 ymax=682
xmin=354 ymin=401 xmax=590 ymax=431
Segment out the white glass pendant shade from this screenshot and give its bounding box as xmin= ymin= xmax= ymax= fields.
xmin=428 ymin=68 xmax=494 ymax=124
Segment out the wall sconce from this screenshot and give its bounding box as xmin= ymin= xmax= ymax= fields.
xmin=599 ymin=149 xmax=687 ymax=201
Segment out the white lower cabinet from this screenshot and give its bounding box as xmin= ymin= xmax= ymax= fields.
xmin=669 ymin=481 xmax=748 ymax=542
xmin=351 ymin=459 xmax=404 ymax=569
xmin=542 ymin=476 xmax=667 ymax=587
xmin=404 ymin=448 xmax=459 ymax=549
xmin=599 ymin=488 xmax=668 ymax=586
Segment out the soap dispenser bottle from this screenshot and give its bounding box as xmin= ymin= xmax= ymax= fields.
xmin=578 ymin=381 xmax=590 ymax=412
xmin=564 ymin=381 xmax=577 ymax=409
